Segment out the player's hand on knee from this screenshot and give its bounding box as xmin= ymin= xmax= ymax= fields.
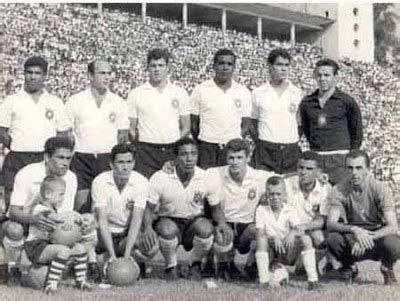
xmin=283 ymin=233 xmax=295 ymax=253
xmin=351 ymin=227 xmax=374 ymax=250
xmin=142 ymin=227 xmax=158 ymax=252
xmin=216 ymin=222 xmax=233 ymax=246
xmin=273 ymin=237 xmax=285 ymax=255
xmin=351 ymin=242 xmax=366 ymax=257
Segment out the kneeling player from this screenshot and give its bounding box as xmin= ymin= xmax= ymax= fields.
xmin=144 ymin=138 xmax=219 ymax=280
xmin=206 ymin=138 xmax=274 ymax=281
xmin=285 ymin=151 xmax=332 ymax=272
xmin=93 ymin=144 xmax=158 ymax=276
xmin=24 ymin=176 xmax=91 ymax=294
xmin=255 ymin=176 xmax=320 ymax=290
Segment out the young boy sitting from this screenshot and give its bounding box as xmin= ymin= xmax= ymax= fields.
xmin=255 ymin=176 xmax=321 ymax=290
xmin=24 ymin=175 xmax=92 ymax=294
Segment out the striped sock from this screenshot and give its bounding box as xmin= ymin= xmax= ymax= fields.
xmin=47 ymin=257 xmax=68 ymax=289
xmin=72 ymin=252 xmax=88 ymax=284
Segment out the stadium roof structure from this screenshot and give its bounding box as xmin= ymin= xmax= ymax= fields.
xmin=203 ymin=3 xmax=334 ymax=31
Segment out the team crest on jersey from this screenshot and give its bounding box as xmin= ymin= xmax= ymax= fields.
xmin=109 ymin=112 xmax=116 ymax=123
xmin=172 ymin=98 xmax=180 ymax=109
xmin=193 ymin=191 xmax=203 ymax=205
xmin=248 ymin=188 xmax=257 ymax=200
xmin=45 ymin=109 xmax=54 ymax=120
xmin=312 ymin=204 xmax=320 ymax=213
xmin=317 ymin=113 xmax=327 ymax=127
xmin=234 ymin=99 xmax=242 ymax=108
xmin=126 ymin=198 xmax=135 ymax=210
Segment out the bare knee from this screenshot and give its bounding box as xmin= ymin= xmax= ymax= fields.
xmin=310 ymin=230 xmax=325 ymax=248
xmin=214 ymin=226 xmax=234 ymax=246
xmin=192 ymin=218 xmax=213 ymax=238
xmin=71 ymin=243 xmax=87 ymax=255
xmin=155 ymin=218 xmax=179 ymax=239
xmin=299 ymin=235 xmax=313 ymax=250
xmin=3 ymin=221 xmax=24 ymax=241
xmin=55 ymin=245 xmax=72 ymax=259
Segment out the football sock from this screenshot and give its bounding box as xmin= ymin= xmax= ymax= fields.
xmin=189 ymin=235 xmax=214 ymax=264
xmin=255 ymin=251 xmax=270 ymax=283
xmin=302 ymin=248 xmax=319 ymax=282
xmin=158 ymin=236 xmax=179 ymax=268
xmin=72 ymin=252 xmax=88 ymax=284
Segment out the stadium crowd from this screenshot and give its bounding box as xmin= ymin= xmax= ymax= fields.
xmin=0 ymin=2 xmax=400 ymax=294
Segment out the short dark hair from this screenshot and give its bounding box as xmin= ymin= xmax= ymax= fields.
xmin=24 ymin=56 xmax=48 ymax=74
xmin=44 ymin=137 xmax=74 ymax=157
xmin=225 ymin=138 xmax=250 ymax=157
xmin=315 ymin=58 xmax=339 ymax=75
xmin=266 ymin=176 xmax=286 ymax=187
xmin=299 ymin=151 xmax=320 ymax=168
xmin=110 ymin=143 xmax=136 ymax=162
xmin=147 ymin=48 xmax=170 ymax=65
xmin=213 ymin=48 xmax=236 ymax=65
xmin=40 ymin=175 xmax=65 ymax=198
xmin=346 ymin=150 xmax=370 ymax=168
xmin=174 ymin=137 xmax=198 ymax=155
xmin=267 ymin=48 xmax=291 ymax=65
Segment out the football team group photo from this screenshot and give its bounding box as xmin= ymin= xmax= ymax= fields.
xmin=1 ymin=2 xmax=400 ymax=301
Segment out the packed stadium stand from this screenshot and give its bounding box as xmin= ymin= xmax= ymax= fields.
xmin=1 ymin=3 xmax=399 ymax=195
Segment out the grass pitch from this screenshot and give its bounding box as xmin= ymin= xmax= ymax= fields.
xmin=1 ymin=261 xmax=400 ymax=301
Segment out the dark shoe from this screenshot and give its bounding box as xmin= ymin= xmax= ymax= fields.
xmin=87 ymin=262 xmax=102 ymax=283
xmin=317 ymin=256 xmax=335 ymax=276
xmin=217 ymin=262 xmax=242 ymax=281
xmin=244 ymin=262 xmax=258 ymax=281
xmin=217 ymin=262 xmax=230 ymax=281
xmin=381 ymin=265 xmax=397 ymax=285
xmin=340 ymin=265 xmax=358 ymax=284
xmin=202 ymin=260 xmax=216 ymax=278
xmin=294 ymin=261 xmax=306 ymax=276
xmin=7 ymin=267 xmax=21 ymax=287
xmin=188 ymin=261 xmax=202 ymax=281
xmin=228 ymin=262 xmax=243 ymax=280
xmin=165 ymin=266 xmax=179 ymax=281
xmin=308 ymin=281 xmax=322 ymax=291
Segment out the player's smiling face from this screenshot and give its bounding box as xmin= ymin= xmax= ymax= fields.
xmin=112 ymin=152 xmax=134 ymax=181
xmin=298 ymin=159 xmax=319 ymax=186
xmin=227 ymin=150 xmax=248 ymax=176
xmin=176 ymin=143 xmax=198 ymax=174
xmin=24 ymin=66 xmax=46 ymax=93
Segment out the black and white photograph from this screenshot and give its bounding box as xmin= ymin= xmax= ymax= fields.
xmin=0 ymin=2 xmax=400 ymax=300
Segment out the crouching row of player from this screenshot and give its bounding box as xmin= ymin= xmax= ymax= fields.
xmin=3 ymin=137 xmax=400 ymax=294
